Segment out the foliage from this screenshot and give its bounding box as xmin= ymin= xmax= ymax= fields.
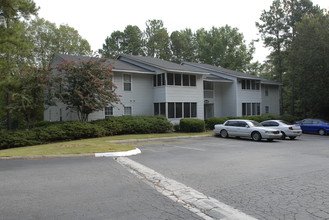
xmin=55 ymin=57 xmax=120 ymax=122
xmin=286 ymin=12 xmax=329 ymax=119
xmin=8 ymin=67 xmax=53 ymax=128
xmin=170 ymin=29 xmax=196 ymax=63
xmin=0 ymin=0 xmax=38 ymax=130
xmin=0 ymin=116 xmax=173 ymax=149
xmin=92 ymin=115 xmax=173 ymax=135
xmin=26 ymin=18 xmax=91 ymax=69
xmin=256 ymin=0 xmax=322 ymax=114
xmin=99 ymin=25 xmax=144 ymax=58
xmin=179 ymin=119 xmax=205 ymax=132
xmin=195 ymin=26 xmax=255 ymax=72
xmin=144 ymin=19 xmax=171 ymax=60
xmin=205 ymin=117 xmax=229 ymax=130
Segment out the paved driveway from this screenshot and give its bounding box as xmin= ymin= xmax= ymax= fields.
xmin=1 ymin=134 xmax=329 ymax=219
xmin=131 ymin=134 xmax=329 ymax=219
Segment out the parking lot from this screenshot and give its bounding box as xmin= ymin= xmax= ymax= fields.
xmin=1 ymin=134 xmax=329 ymax=219
xmin=131 ymin=134 xmax=329 ymax=219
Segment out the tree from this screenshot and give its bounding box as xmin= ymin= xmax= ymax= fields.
xmin=170 ymin=29 xmax=196 ymax=63
xmin=122 ymin=25 xmax=144 ymax=56
xmin=195 ymin=26 xmax=254 ymax=72
xmin=256 ymin=0 xmax=321 ymax=114
xmin=55 ymin=24 xmax=91 ymax=55
xmin=99 ymin=31 xmax=125 ymax=58
xmin=286 ymin=12 xmax=329 ymax=118
xmin=55 ymin=57 xmax=120 ymax=122
xmin=26 ymin=17 xmax=91 ymax=69
xmin=0 ymin=0 xmax=38 ymax=129
xmin=144 ymin=19 xmax=171 ymax=59
xmin=9 ymin=67 xmax=52 ymax=128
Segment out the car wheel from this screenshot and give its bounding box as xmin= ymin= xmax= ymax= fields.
xmin=289 ymin=136 xmax=296 ymax=140
xmin=280 ymin=132 xmax=286 ymax=140
xmin=220 ymin=129 xmax=228 ymax=138
xmin=251 ymin=131 xmax=261 ymax=141
xmin=318 ymin=129 xmax=326 ymax=136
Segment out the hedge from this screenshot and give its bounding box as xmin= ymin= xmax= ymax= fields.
xmin=0 ymin=116 xmax=173 ymax=150
xmin=179 ymin=119 xmax=205 ymax=132
xmin=92 ymin=115 xmax=173 ymax=135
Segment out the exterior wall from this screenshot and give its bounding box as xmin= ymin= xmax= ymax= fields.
xmin=165 ymin=74 xmax=204 ymax=123
xmin=89 ymin=72 xmax=154 ymax=120
xmin=44 ymin=71 xmax=154 ymax=122
xmin=261 ymin=84 xmax=280 ymax=115
xmin=236 ymin=80 xmax=262 ymax=116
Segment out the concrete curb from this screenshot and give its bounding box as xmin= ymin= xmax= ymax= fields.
xmin=95 ymin=148 xmax=141 ymax=157
xmin=0 ymin=134 xmax=211 ymax=160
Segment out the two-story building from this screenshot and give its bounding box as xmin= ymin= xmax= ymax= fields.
xmin=45 ymin=53 xmax=281 ymax=123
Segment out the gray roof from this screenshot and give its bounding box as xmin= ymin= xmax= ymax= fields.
xmin=52 ymin=54 xmax=154 ymax=74
xmin=118 ymin=54 xmax=209 ymax=75
xmin=183 ymin=62 xmax=281 ymax=85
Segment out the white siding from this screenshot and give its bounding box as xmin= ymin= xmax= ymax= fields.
xmin=261 ymin=84 xmax=280 ymax=115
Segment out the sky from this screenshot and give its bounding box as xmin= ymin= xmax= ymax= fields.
xmin=33 ymin=0 xmax=329 ymax=62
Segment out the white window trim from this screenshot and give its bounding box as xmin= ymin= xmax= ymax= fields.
xmin=123 ymin=73 xmax=132 ymax=91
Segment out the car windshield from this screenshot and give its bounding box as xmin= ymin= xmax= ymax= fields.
xmin=249 ymin=120 xmax=263 ymax=127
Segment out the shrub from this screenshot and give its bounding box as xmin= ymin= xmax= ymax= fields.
xmin=205 ymin=117 xmax=228 ymax=130
xmin=0 ymin=130 xmax=40 ymax=150
xmin=180 ymin=119 xmax=205 ymax=132
xmin=34 ymin=121 xmax=105 ymax=142
xmin=93 ymin=116 xmax=172 ymax=135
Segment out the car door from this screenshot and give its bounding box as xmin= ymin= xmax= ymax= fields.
xmin=225 ymin=121 xmax=238 ymax=136
xmin=300 ymin=119 xmax=313 ymax=133
xmin=236 ymin=121 xmax=250 ymax=137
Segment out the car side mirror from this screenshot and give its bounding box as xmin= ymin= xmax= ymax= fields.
xmin=245 ymin=125 xmax=250 ymax=128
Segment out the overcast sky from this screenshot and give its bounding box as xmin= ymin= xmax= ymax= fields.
xmin=33 ymin=0 xmax=329 ymax=62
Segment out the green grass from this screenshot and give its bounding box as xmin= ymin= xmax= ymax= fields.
xmin=0 ymin=131 xmax=212 ymax=157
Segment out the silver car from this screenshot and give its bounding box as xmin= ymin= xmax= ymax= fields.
xmin=261 ymin=120 xmax=302 ymax=140
xmin=214 ymin=119 xmax=282 ymax=141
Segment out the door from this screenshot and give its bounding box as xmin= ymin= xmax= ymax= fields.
xmin=204 ymin=104 xmax=214 ymax=119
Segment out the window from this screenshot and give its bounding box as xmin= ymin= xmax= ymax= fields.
xmin=168 ymin=103 xmax=175 ymax=118
xmin=191 ymin=103 xmax=197 ymax=117
xmin=175 ymin=74 xmax=181 ymax=85
xmin=154 ymin=103 xmax=166 ymax=116
xmin=265 ymin=106 xmax=269 ymax=114
xmin=184 ymin=103 xmax=190 ymax=117
xmin=156 ymin=102 xmax=197 ymax=118
xmin=124 ymin=106 xmax=132 ymax=115
xmin=265 ymin=86 xmax=269 ymax=96
xmin=105 ymin=107 xmax=113 ymax=117
xmin=154 ymin=103 xmax=159 ymax=115
xmin=176 ymin=103 xmax=182 ymax=118
xmin=183 ymin=74 xmax=189 ymax=86
xmin=190 ymin=75 xmax=196 ymax=86
xmin=242 ymin=103 xmax=261 ymax=116
xmin=123 ymin=74 xmax=131 ymax=91
xmin=241 ymin=79 xmax=260 ymax=90
xmin=204 ymin=81 xmax=214 ymax=90
xmin=167 ymin=73 xmax=174 ymax=85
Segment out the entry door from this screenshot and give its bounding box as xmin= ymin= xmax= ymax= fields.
xmin=204 ymin=104 xmax=214 ymax=119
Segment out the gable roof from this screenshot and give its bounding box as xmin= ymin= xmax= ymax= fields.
xmin=52 ymin=54 xmax=154 ymax=74
xmin=118 ymin=54 xmax=209 ymax=75
xmin=183 ymin=62 xmax=281 ymax=85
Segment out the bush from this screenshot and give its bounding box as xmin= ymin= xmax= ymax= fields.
xmin=34 ymin=121 xmax=105 ymax=142
xmin=93 ymin=115 xmax=173 ymax=135
xmin=205 ymin=117 xmax=228 ymax=130
xmin=180 ymin=119 xmax=205 ymax=132
xmin=0 ymin=130 xmax=40 ymax=150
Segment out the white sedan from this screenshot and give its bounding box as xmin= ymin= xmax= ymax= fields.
xmin=261 ymin=120 xmax=302 ymax=140
xmin=214 ymin=119 xmax=282 ymax=141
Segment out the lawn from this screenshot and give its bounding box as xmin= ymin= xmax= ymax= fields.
xmin=0 ymin=132 xmax=211 ymax=157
